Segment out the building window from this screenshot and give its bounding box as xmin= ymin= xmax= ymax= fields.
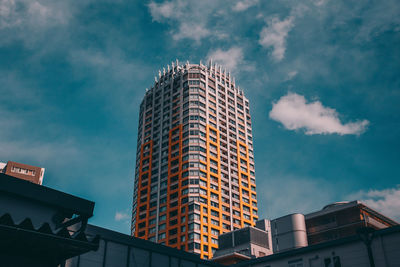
xmin=288 ymin=259 xmax=303 ymax=267
xmin=11 ymin=166 xmax=36 ymax=176
xmin=158 ymin=233 xmax=166 ymax=240
xmin=324 ymin=256 xmax=341 ymax=267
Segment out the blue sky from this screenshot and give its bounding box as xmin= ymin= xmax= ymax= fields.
xmin=1 ymin=0 xmax=399 ymax=234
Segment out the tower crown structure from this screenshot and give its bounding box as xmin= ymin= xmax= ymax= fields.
xmin=132 ymin=61 xmax=258 ymax=259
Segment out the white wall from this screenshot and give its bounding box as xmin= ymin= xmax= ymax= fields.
xmin=249 ymin=230 xmax=400 ymax=267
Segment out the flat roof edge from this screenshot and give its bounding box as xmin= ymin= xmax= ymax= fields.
xmin=0 ymin=173 xmax=94 ymax=217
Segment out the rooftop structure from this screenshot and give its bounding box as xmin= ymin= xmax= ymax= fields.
xmin=0 ymin=173 xmax=98 ymax=266
xmin=212 ymin=215 xmax=308 ymax=265
xmin=305 ymin=200 xmax=398 ymax=245
xmin=270 ymin=214 xmax=308 ymax=253
xmin=213 ymin=225 xmax=273 ymax=265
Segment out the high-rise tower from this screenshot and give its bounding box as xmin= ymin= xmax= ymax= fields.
xmin=132 ymin=61 xmax=258 ymax=259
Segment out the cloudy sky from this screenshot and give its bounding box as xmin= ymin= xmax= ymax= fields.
xmin=1 ymin=0 xmax=399 ymax=234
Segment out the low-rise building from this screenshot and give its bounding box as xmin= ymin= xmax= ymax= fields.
xmin=232 ymin=225 xmax=400 ymax=267
xmin=305 ymin=201 xmax=398 ymax=245
xmin=1 ymin=160 xmax=45 ymax=184
xmin=0 ymin=173 xmax=98 ymax=266
xmin=212 ymin=201 xmax=398 ymax=265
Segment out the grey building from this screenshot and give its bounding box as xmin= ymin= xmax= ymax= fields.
xmin=212 ymin=215 xmax=308 ymax=264
xmin=213 ymin=226 xmax=273 ymax=265
xmin=66 ymin=224 xmax=222 ymax=267
xmin=232 ymin=225 xmax=400 ymax=267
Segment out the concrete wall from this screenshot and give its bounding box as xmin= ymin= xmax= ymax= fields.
xmin=0 ymin=193 xmax=59 ymax=230
xmin=244 ymin=230 xmax=400 ymax=267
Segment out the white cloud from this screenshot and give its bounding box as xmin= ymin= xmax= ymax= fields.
xmin=269 ymin=92 xmax=369 ymax=135
xmin=0 ymin=0 xmax=68 ymax=29
xmin=0 ymin=0 xmax=20 ymax=29
xmin=148 ymin=1 xmax=175 ymax=21
xmin=148 ymin=0 xmax=212 ymax=42
xmin=233 ymin=0 xmax=259 ymax=12
xmin=29 ymin=2 xmax=52 ymax=21
xmin=0 ymin=0 xmax=71 ymax=47
xmin=259 ymin=16 xmax=294 ymax=61
xmin=313 ymin=0 xmax=328 ymax=6
xmin=285 ymin=70 xmax=298 ymax=81
xmin=172 ymin=23 xmax=210 ymax=42
xmin=115 ymin=211 xmax=130 ymax=222
xmin=347 ymin=186 xmax=400 ymax=222
xmin=147 ymin=0 xmax=224 ymax=42
xmin=207 ymin=47 xmax=244 ymax=72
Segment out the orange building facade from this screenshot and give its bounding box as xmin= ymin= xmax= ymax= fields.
xmin=132 ymin=62 xmax=258 ymax=259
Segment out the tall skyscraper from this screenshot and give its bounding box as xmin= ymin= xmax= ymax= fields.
xmin=132 ymin=61 xmax=258 ymax=259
